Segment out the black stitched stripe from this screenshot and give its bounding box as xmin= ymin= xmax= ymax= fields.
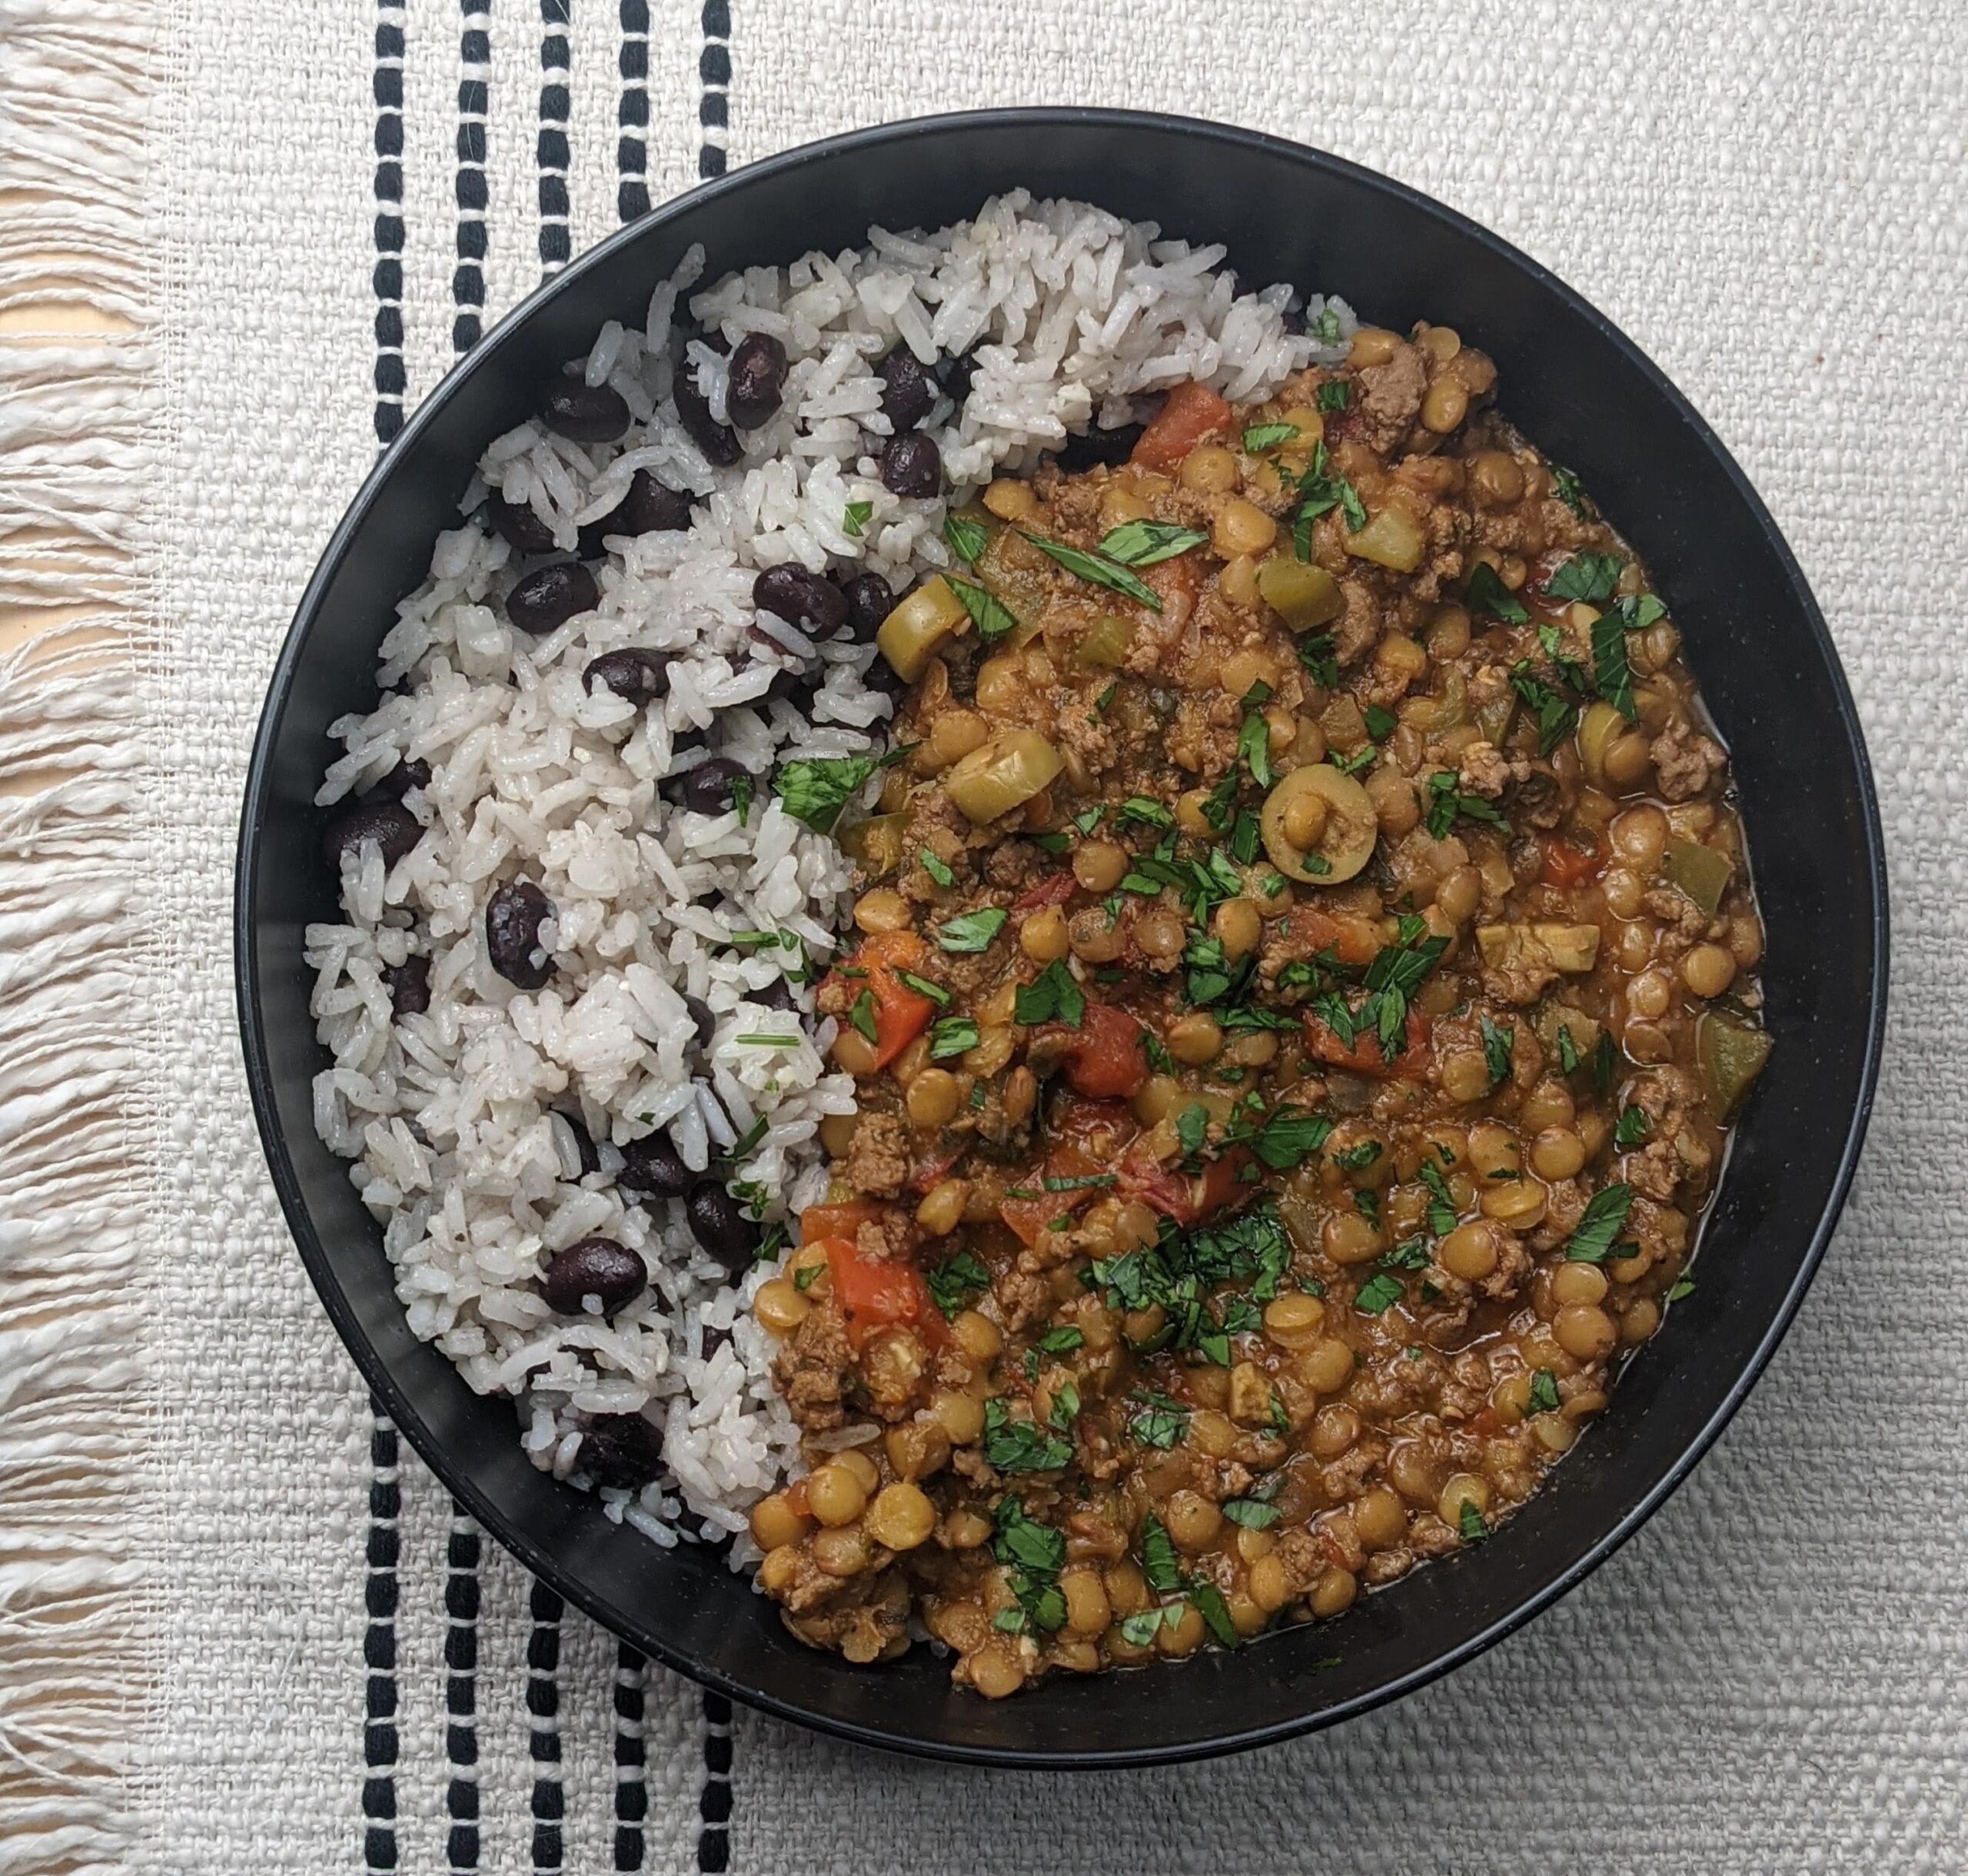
xmin=373 ymin=0 xmax=407 ymax=443
xmin=364 ymin=1406 xmax=401 ymax=1872
xmin=444 ymin=1515 xmax=481 ymax=1873
xmin=616 ymin=0 xmax=649 ymax=221
xmin=538 ymin=0 xmax=572 ymax=277
xmin=611 ymin=1644 xmax=648 ymax=1871
xmin=527 ymin=1578 xmax=564 ymax=1873
xmin=697 ymin=1691 xmax=731 ymax=1873
xmin=697 ymin=0 xmax=728 ymax=178
xmin=455 ymin=0 xmax=490 ymax=354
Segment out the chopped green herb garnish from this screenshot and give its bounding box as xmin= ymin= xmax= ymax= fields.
xmin=734 ymin=1031 xmax=800 ymax=1048
xmin=1592 ymin=1030 xmax=1619 ymax=1098
xmin=1099 ymin=518 xmax=1209 ymax=567
xmin=934 ymin=906 xmax=1007 ymax=953
xmin=982 ymin=1398 xmax=1072 ymax=1473
xmin=773 ymin=753 xmax=880 ymax=834
xmin=1551 ymin=464 xmax=1590 ymax=518
xmin=1614 ymin=1104 xmax=1653 ymax=1148
xmin=1188 ymin=1580 xmax=1239 ymax=1648
xmin=729 ymin=773 xmax=754 ymax=827
xmin=1297 ymin=630 xmax=1339 ymax=689
xmin=1140 ymin=1512 xmax=1182 ymax=1591
xmin=919 ymin=847 xmax=955 ymax=888
xmin=1591 ymin=592 xmax=1667 ymax=720
xmin=1175 ymin=1102 xmax=1211 ymax=1158
xmin=1238 ymin=707 xmax=1277 ymax=788
xmin=946 ymin=573 xmax=1019 ymax=642
xmin=1480 ymin=1013 xmax=1514 ymax=1086
xmin=1242 ymin=421 xmax=1300 ymax=452
xmin=926 ymin=1249 xmax=990 ymax=1318
xmin=1090 ymin=678 xmax=1119 ymax=718
xmin=1354 ymin=1271 xmax=1405 ymax=1315
xmin=1128 ymin=1392 xmax=1189 ymax=1452
xmin=1019 ymin=530 xmax=1162 ymax=610
xmin=1014 ymin=957 xmax=1085 ymax=1028
xmin=1118 ymin=1604 xmax=1185 ymax=1647
xmin=1510 ymin=664 xmax=1579 ymax=758
xmin=1331 ymin=1139 xmax=1382 ymax=1172
xmin=928 ymin=1013 xmax=979 ymax=1060
xmin=1363 ymin=703 xmax=1397 ymax=742
xmin=1545 ymin=551 xmax=1624 ymax=604
xmin=942 ymin=511 xmax=988 ymax=563
xmin=1667 ymin=1275 xmax=1696 ymax=1302
xmin=1556 ymin=1025 xmax=1581 ymax=1075
xmin=1330 ymin=746 xmax=1375 ymax=778
xmin=1036 ymin=1325 xmax=1085 ymax=1355
xmin=1250 ymin=1107 xmax=1332 ymax=1171
xmin=1424 ymin=769 xmax=1510 ymax=840
xmin=843 ymin=498 xmax=873 ymax=539
xmin=893 ymin=968 xmax=949 ymax=1007
xmin=1564 ymin=1182 xmax=1634 ymax=1264
xmin=1316 ymin=380 xmax=1349 ymax=413
xmin=1419 ymin=1159 xmax=1458 ymax=1236
xmin=1116 ymin=795 xmax=1175 ymax=830
xmin=1458 ymin=1500 xmax=1490 ymax=1542
xmin=1528 ymin=1368 xmax=1562 ymax=1415
xmin=793 ymin=1261 xmax=821 ymax=1293
xmin=1465 ymin=560 xmax=1528 ymax=624
xmin=846 ymin=988 xmax=878 ymax=1044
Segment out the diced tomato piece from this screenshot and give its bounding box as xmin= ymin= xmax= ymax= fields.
xmin=1290 ymin=907 xmax=1384 ymax=969
xmin=909 ymin=1143 xmax=966 ymax=1196
xmin=1119 ymin=1146 xmax=1252 ymax=1226
xmin=826 ymin=929 xmax=936 ymax=1071
xmin=819 ymin=1236 xmax=935 ymax=1349
xmin=1059 ymin=1000 xmax=1151 ymax=1100
xmin=799 ymin=1199 xmax=883 ymax=1246
xmin=1012 ymin=871 xmax=1079 ymax=914
xmin=999 ymin=1143 xmax=1106 ymax=1247
xmin=1130 ymin=381 xmax=1232 ymax=474
xmin=1304 ymin=1008 xmax=1431 ymax=1080
xmin=1541 ymin=833 xmax=1605 ymax=888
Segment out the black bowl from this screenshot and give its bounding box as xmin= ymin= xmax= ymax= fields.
xmin=235 ymin=108 xmax=1887 ymax=1766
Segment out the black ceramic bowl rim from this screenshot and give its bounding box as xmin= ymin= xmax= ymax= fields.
xmin=237 ymin=108 xmax=1889 ymax=1768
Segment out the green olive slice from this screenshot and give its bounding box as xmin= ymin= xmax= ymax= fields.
xmin=1260 ymin=763 xmax=1378 ymax=884
xmin=945 ymin=730 xmax=1063 ymax=825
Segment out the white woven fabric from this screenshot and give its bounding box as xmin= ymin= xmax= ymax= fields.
xmin=3 ymin=0 xmax=1962 ymax=1870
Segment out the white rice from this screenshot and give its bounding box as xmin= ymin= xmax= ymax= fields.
xmin=306 ymin=190 xmax=1353 ymax=1562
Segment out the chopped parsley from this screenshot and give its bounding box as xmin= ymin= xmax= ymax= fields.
xmin=1237 ymin=705 xmax=1277 ymax=789
xmin=1510 ymin=664 xmax=1580 ymax=758
xmin=1331 ymin=1139 xmax=1382 ymax=1172
xmin=1419 ymin=1159 xmax=1458 ymax=1236
xmin=1592 ymin=1030 xmax=1619 ymax=1098
xmin=1614 ymin=1104 xmax=1653 ymax=1148
xmin=1363 ymin=702 xmax=1398 ymax=742
xmin=1174 ymin=1102 xmax=1211 ymax=1158
xmin=1013 ymin=957 xmax=1085 ymax=1028
xmin=1115 ymin=794 xmax=1175 ymax=830
xmin=1353 ymin=1271 xmax=1405 ymax=1315
xmin=1355 ymin=916 xmax=1451 ymax=1059
xmin=1465 ymin=560 xmax=1528 ymax=624
xmin=1241 ymin=421 xmax=1300 ymax=452
xmin=1297 ymin=630 xmax=1339 ymax=689
xmin=1290 ymin=440 xmax=1365 ymax=553
xmin=730 ymin=773 xmax=754 ymax=827
xmin=1457 ymin=1500 xmax=1491 ymax=1542
xmin=1316 ymin=379 xmax=1349 ymax=413
xmin=991 ymin=1497 xmax=1068 ymax=1635
xmin=982 ymin=1398 xmax=1072 ymax=1473
xmin=1564 ymin=1182 xmax=1634 ymax=1264
xmin=792 ymin=1261 xmax=822 ymax=1293
xmin=1667 ymin=1275 xmax=1696 ymax=1302
xmin=928 ymin=1013 xmax=979 ymax=1060
xmin=946 ymin=573 xmax=1019 ymax=643
xmin=934 ymin=906 xmax=1007 ymax=953
xmin=942 ymin=511 xmax=988 ymax=562
xmin=1545 ymin=551 xmax=1624 ymax=604
xmin=1555 ymin=1025 xmax=1581 ymax=1075
xmin=1019 ymin=530 xmax=1162 ymax=611
xmin=846 ymin=988 xmax=878 ymax=1045
xmin=1099 ymin=518 xmax=1208 ymax=567
xmin=925 ymin=1249 xmax=990 ymax=1319
xmin=1250 ymin=1107 xmax=1332 ymax=1171
xmin=1480 ymin=1013 xmax=1514 ymax=1086
xmin=1140 ymin=1512 xmax=1182 ymax=1592
xmin=1591 ymin=592 xmax=1667 ymax=720
xmin=1119 ymin=1604 xmax=1185 ymax=1647
xmin=1424 ymin=769 xmax=1509 ymax=840
xmin=1127 ymin=1391 xmax=1188 ymax=1450
xmin=1551 ymin=463 xmax=1590 ymax=518
xmin=893 ymin=968 xmax=949 ymax=1007
xmin=1035 ymin=1325 xmax=1085 ymax=1355
xmin=1188 ymin=1580 xmax=1239 ymax=1649
xmin=918 ymin=847 xmax=955 ymax=888
xmin=1528 ymin=1368 xmax=1562 ymax=1415
xmin=843 ymin=498 xmax=873 ymax=539
xmin=1330 ymin=746 xmax=1375 ymax=778
xmin=1228 ymin=809 xmax=1262 ymax=865
xmin=773 ymin=753 xmax=881 ymax=834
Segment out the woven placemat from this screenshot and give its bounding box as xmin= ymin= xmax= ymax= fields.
xmin=2 ymin=2 xmax=1960 ymax=1870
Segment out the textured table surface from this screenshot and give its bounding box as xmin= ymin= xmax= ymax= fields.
xmin=1 ymin=1 xmax=1960 ymax=1871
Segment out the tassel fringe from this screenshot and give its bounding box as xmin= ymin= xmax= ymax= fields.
xmin=0 ymin=0 xmax=158 ymax=1868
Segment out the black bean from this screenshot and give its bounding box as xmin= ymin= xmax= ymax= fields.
xmin=753 ymin=561 xmax=848 ymax=637
xmin=542 ymin=378 xmax=631 ymax=442
xmin=487 ymin=495 xmax=557 ymax=555
xmin=324 ymin=800 xmax=423 ymax=869
xmin=879 ymin=431 xmax=941 ymax=499
xmin=485 ymin=879 xmax=554 ymax=988
xmin=877 ymin=347 xmax=936 ymax=431
xmin=575 ymin=503 xmax=624 ymax=561
xmin=767 ymin=664 xmax=821 ymax=715
xmin=673 ymin=361 xmax=742 ymax=466
xmin=863 ymin=652 xmax=903 ymax=695
xmin=619 ymin=1132 xmax=695 ymax=1199
xmin=577 ymin=1413 xmax=664 ymax=1489
xmin=699 ymin=1323 xmax=733 ymax=1362
xmin=726 ymin=332 xmax=790 ymax=429
xmin=620 ymin=469 xmax=693 ymax=534
xmin=582 ymin=647 xmax=670 ymax=704
xmin=674 ymin=756 xmax=747 ymax=815
xmin=360 ymin=757 xmax=431 ymax=805
xmin=507 ymin=562 xmax=599 ymax=635
xmin=556 ymin=1111 xmax=601 ymax=1176
xmin=839 ymin=571 xmax=895 ymax=642
xmin=384 ymin=954 xmax=431 ymax=1019
xmin=685 ymin=1182 xmax=762 ymax=1276
xmin=936 ymin=348 xmax=976 ymax=407
xmin=751 ymin=976 xmax=798 ymax=1013
xmin=540 ymin=1236 xmax=647 ymax=1316
xmin=685 ymin=995 xmax=716 ymax=1049
xmin=1055 ymin=423 xmax=1145 ymax=474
